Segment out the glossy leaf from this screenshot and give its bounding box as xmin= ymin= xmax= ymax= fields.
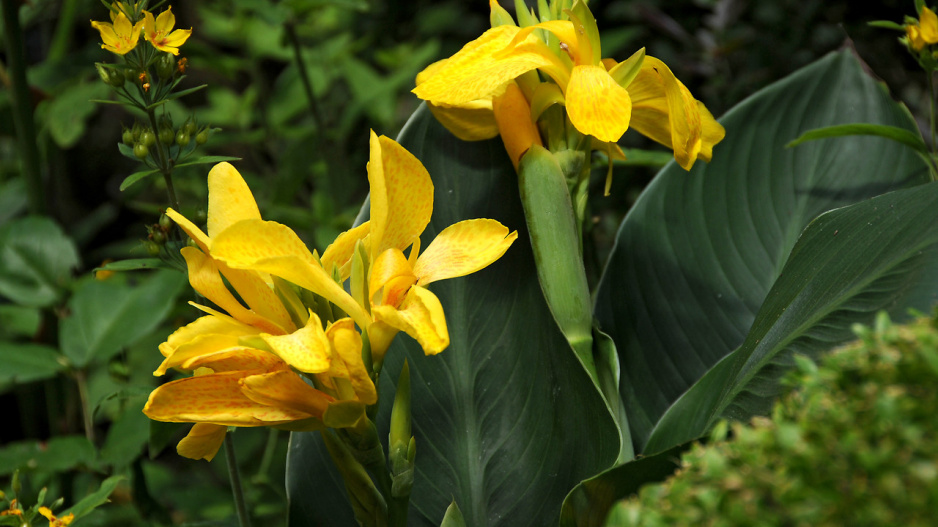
xmin=286 ymin=105 xmax=619 ymax=526
xmin=0 ymin=216 xmax=79 ymax=307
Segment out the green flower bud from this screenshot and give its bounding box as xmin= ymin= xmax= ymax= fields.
xmin=195 ymin=129 xmax=209 ymax=145
xmin=184 ymin=120 xmax=198 ymax=136
xmin=150 ymin=228 xmax=166 ymax=245
xmin=159 ymin=126 xmax=175 ymax=145
xmin=122 ymin=128 xmax=134 ymax=146
xmin=155 ymin=52 xmax=175 ymax=80
xmin=141 ymin=130 xmax=156 ymax=147
xmin=158 ymin=213 xmax=172 ymax=231
xmin=133 ymin=142 xmax=149 ymax=159
xmin=144 ymin=240 xmax=161 ymax=256
xmin=176 ymin=130 xmax=190 ymax=147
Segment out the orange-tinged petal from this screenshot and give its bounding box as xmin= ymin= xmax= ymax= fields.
xmin=155 ymin=333 xmax=242 ymax=375
xmin=492 ymin=81 xmax=542 ymax=169
xmin=211 ymin=219 xmax=371 ymax=329
xmin=368 ymin=133 xmax=434 ymax=257
xmin=184 ymin=346 xmax=285 ymax=373
xmin=176 ymin=423 xmax=227 ymax=461
xmin=412 ymin=25 xmax=549 ymax=105
xmin=321 ymin=221 xmax=371 ymax=281
xmin=144 ymin=371 xmax=312 ymax=425
xmin=565 ymin=64 xmax=631 ymax=142
xmin=159 ymin=314 xmax=258 ymax=358
xmin=413 ymin=219 xmax=517 ymax=286
xmin=372 ymin=285 xmax=448 ymax=355
xmin=207 ymin=163 xmax=262 ymax=238
xmin=166 ymin=208 xmax=211 ymax=252
xmin=217 ymin=260 xmax=296 ymax=333
xmin=260 ymin=311 xmax=331 ymax=373
xmin=369 ymin=248 xmax=417 ymax=307
xmin=240 ymin=369 xmax=333 ymax=418
xmin=180 ymin=247 xmax=285 ymax=334
xmin=327 ymin=319 xmax=377 ymax=404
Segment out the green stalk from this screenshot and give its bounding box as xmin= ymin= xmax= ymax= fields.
xmin=74 ymin=369 xmax=95 ymax=443
xmin=284 ymin=20 xmax=325 ymax=133
xmin=2 ymin=0 xmax=45 ymax=214
xmin=47 ymin=0 xmax=79 ymax=62
xmin=224 ymin=433 xmax=252 ymax=527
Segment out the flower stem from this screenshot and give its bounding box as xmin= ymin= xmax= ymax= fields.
xmin=224 ymin=433 xmax=252 ymax=527
xmin=2 ymin=0 xmax=45 ymax=214
xmin=284 ymin=20 xmax=325 ymax=133
xmin=146 ymin=108 xmax=181 ymax=211
xmin=74 ymin=369 xmax=95 ymax=443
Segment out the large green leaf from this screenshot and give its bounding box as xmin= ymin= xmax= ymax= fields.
xmin=287 ymin=105 xmax=620 ymax=526
xmin=60 ymin=270 xmax=186 ymax=368
xmin=593 ymin=50 xmax=930 ymax=453
xmin=0 ymin=216 xmax=79 ymax=307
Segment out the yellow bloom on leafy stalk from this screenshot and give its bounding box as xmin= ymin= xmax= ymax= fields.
xmin=145 ymin=163 xmax=375 ymax=460
xmin=413 ymin=0 xmax=724 ymax=171
xmin=90 ymin=10 xmax=143 ymax=55
xmin=906 ymin=6 xmax=938 ymax=51
xmin=39 ymin=507 xmax=74 ymax=526
xmin=143 ymin=7 xmax=192 ymax=55
xmin=320 ymin=131 xmax=518 ymax=359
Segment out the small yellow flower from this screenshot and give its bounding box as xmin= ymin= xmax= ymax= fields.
xmin=39 ymin=506 xmax=75 ymax=526
xmin=143 ymin=7 xmax=192 ymax=55
xmin=907 ymin=6 xmax=938 ymax=51
xmin=90 ymin=10 xmax=143 ymax=55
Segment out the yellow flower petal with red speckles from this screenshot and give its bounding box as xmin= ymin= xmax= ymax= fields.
xmin=144 ymin=371 xmax=311 ymax=426
xmin=143 ymin=7 xmax=191 ymax=55
xmin=240 ymin=369 xmax=333 ymax=418
xmin=184 ymin=346 xmax=284 ymax=373
xmin=373 ymin=285 xmax=448 ymax=355
xmin=90 ymin=11 xmax=142 ymax=55
xmin=176 ymin=423 xmax=227 ymax=461
xmin=260 ymin=311 xmax=332 ymax=373
xmin=565 ymin=64 xmax=632 ymax=143
xmin=321 ymin=221 xmax=371 ymax=281
xmin=327 ymin=318 xmax=377 ymax=404
xmin=413 ymin=219 xmax=517 ymax=286
xmin=155 ymin=333 xmax=243 ymax=375
xmin=166 ymin=208 xmax=211 ymax=251
xmin=211 ymin=219 xmax=371 ymax=329
xmin=368 ymin=133 xmax=434 ymax=258
xmin=159 ymin=315 xmax=258 ymax=358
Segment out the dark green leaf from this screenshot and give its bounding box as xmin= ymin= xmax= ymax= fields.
xmin=117 ymin=142 xmax=138 ymax=161
xmin=0 ymin=216 xmax=79 ymax=307
xmin=45 ymin=83 xmax=109 ymax=148
xmin=0 ymin=436 xmax=96 ymax=476
xmin=867 ymin=20 xmax=906 ymax=30
xmin=0 ymin=304 xmax=40 ymax=339
xmin=119 ymin=169 xmax=159 ymax=191
xmin=593 ymin=50 xmax=930 ymax=453
xmin=60 ymin=270 xmax=186 ymax=367
xmin=0 ymin=343 xmax=65 ymax=390
xmin=175 ymin=155 xmax=242 ymax=168
xmin=64 ymin=475 xmax=125 ymax=519
xmin=786 ymin=123 xmax=929 ymax=155
xmin=287 ymin=105 xmax=620 ymax=526
xmin=101 ymin=399 xmax=151 ymax=468
xmin=94 ymin=258 xmax=167 ymax=272
xmin=645 ymin=181 xmax=938 ymax=451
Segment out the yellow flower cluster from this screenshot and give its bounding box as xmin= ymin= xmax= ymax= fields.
xmin=90 ymin=4 xmax=191 ymax=56
xmin=413 ymin=0 xmax=725 ymax=172
xmin=906 ymin=6 xmax=938 ymax=51
xmin=145 ymin=133 xmax=516 ymax=460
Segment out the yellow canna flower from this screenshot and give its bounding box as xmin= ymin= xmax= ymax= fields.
xmin=90 ymin=10 xmax=143 ymax=55
xmin=143 ymin=7 xmax=192 ymax=55
xmin=413 ymin=0 xmax=724 ymax=170
xmin=906 ymin=6 xmax=938 ymax=51
xmin=321 ymin=131 xmax=518 ymax=358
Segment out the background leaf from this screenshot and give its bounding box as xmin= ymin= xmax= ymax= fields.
xmin=0 ymin=216 xmax=79 ymax=307
xmin=593 ymin=50 xmax=931 ymax=453
xmin=0 ymin=343 xmax=65 ymax=392
xmin=286 ymin=105 xmax=620 ymax=526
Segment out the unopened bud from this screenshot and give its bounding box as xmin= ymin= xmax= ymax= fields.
xmin=195 ymin=129 xmax=209 ymax=145
xmin=175 ymin=130 xmax=190 ymax=147
xmin=158 ymin=213 xmax=172 ymax=231
xmin=156 ymin=52 xmax=175 ymax=79
xmin=133 ymin=143 xmax=149 ymax=159
xmin=144 ymin=240 xmax=161 ymax=256
xmin=184 ymin=120 xmax=198 ymax=136
xmin=122 ymin=127 xmax=134 ymax=146
xmin=140 ymin=130 xmax=156 ymax=147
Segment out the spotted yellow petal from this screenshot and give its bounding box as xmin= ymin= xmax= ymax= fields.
xmin=321 ymin=221 xmax=371 ymax=281
xmin=159 ymin=314 xmax=258 ymax=358
xmin=565 ymin=64 xmax=632 ymax=143
xmin=144 ymin=7 xmax=191 ymax=55
xmin=155 ymin=333 xmax=242 ymax=375
xmin=176 ymin=423 xmax=227 ymax=461
xmin=369 ymin=248 xmax=417 ymax=307
xmin=372 ymin=285 xmax=448 ymax=355
xmin=260 ymin=311 xmax=331 ymax=373
xmin=166 ymin=208 xmax=211 ymax=251
xmin=413 ymin=25 xmax=549 ymax=105
xmin=413 ymin=219 xmax=517 ymax=286
xmin=206 ymin=163 xmax=262 ymax=238
xmin=180 ymin=247 xmax=285 ymax=334
xmin=144 ymin=371 xmax=312 ymax=426
xmin=184 ymin=346 xmax=285 ymax=373
xmin=427 ymin=101 xmax=500 ymax=141
xmin=211 ymin=219 xmax=370 ymax=329
xmin=240 ymin=369 xmax=333 ymax=418
xmin=368 ymin=133 xmax=434 ymax=257
xmin=216 ymin=259 xmax=296 ymax=333
xmin=327 ymin=318 xmax=377 ymax=405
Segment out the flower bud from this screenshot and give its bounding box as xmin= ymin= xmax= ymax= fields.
xmin=156 ymin=52 xmax=176 ymax=80
xmin=175 ymin=130 xmax=190 ymax=147
xmin=158 ymin=213 xmax=172 ymax=231
xmin=184 ymin=120 xmax=198 ymax=136
xmin=195 ymin=129 xmax=209 ymax=145
xmin=140 ymin=130 xmax=156 ymax=147
xmin=122 ymin=127 xmax=134 ymax=146
xmin=144 ymin=240 xmax=161 ymax=256
xmin=159 ymin=125 xmax=175 ymax=145
xmin=133 ymin=143 xmax=149 ymax=159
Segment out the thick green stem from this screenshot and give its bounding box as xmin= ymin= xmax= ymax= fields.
xmin=2 ymin=0 xmax=45 ymax=214
xmin=47 ymin=0 xmax=79 ymax=62
xmin=224 ymin=433 xmax=252 ymax=527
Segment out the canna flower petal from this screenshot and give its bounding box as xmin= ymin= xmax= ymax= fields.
xmin=368 ymin=132 xmax=434 ymax=256
xmin=155 ymin=333 xmax=243 ymax=375
xmin=206 ymin=163 xmax=262 ymax=239
xmin=211 ymin=219 xmax=371 ymax=330
xmin=240 ymin=369 xmax=334 ymax=418
xmin=260 ymin=311 xmax=332 ymax=373
xmin=417 ymin=59 xmax=500 ymax=141
xmin=144 ymin=371 xmax=313 ymax=426
xmin=321 ymin=221 xmax=371 ymax=281
xmin=176 ymin=423 xmax=227 ymax=461
xmin=143 ymin=7 xmax=191 ymax=55
xmin=326 ymin=319 xmax=377 ymax=405
xmin=159 ymin=314 xmax=257 ymax=358
xmin=184 ymin=346 xmax=284 ymax=373
xmin=413 ymin=219 xmax=517 ymax=286
xmin=166 ymin=207 xmax=211 ymax=251
xmin=373 ymin=285 xmax=448 ymax=355
xmin=565 ymin=64 xmax=632 ymax=143
xmin=492 ymin=82 xmax=542 ymax=168
xmin=413 ymin=25 xmax=551 ymax=105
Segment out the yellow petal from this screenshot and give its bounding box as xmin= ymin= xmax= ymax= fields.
xmin=427 ymin=101 xmax=500 ymax=141
xmin=240 ymin=369 xmax=333 ymax=418
xmin=211 ymin=219 xmax=371 ymax=329
xmin=372 ymin=285 xmax=448 ymax=355
xmin=166 ymin=207 xmax=211 ymax=252
xmin=506 ymin=21 xmax=580 ymax=63
xmin=414 ymin=219 xmax=517 ymax=286
xmin=327 ymin=318 xmax=377 ymax=405
xmin=180 ymin=247 xmax=285 ymax=334
xmin=176 ymin=423 xmax=227 ymax=461
xmin=144 ymin=371 xmax=312 ymax=426
xmin=155 ymin=333 xmax=242 ymax=375
xmin=369 ymin=248 xmax=417 ymax=307
xmin=565 ymin=64 xmax=632 ymax=143
xmin=260 ymin=311 xmax=331 ymax=373
xmin=207 ymin=163 xmax=262 ymax=239
xmin=412 ymin=25 xmax=549 ymax=105
xmin=321 ymin=221 xmax=371 ymax=281
xmin=922 ymin=7 xmax=938 ymax=43
xmin=492 ymin=81 xmax=542 ymax=169
xmin=368 ymin=133 xmax=434 ymax=257
xmin=159 ymin=314 xmax=258 ymax=358
xmin=184 ymin=346 xmax=285 ymax=373
xmin=216 ymin=258 xmax=296 ymax=333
